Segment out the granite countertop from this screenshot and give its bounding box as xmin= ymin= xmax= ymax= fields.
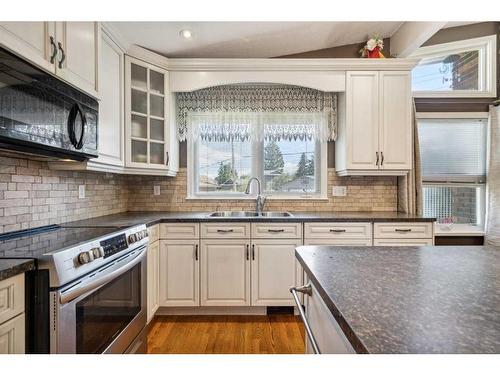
xmin=295 ymin=245 xmax=500 ymax=354
xmin=62 ymin=211 xmax=435 ymax=228
xmin=0 ymin=259 xmax=35 ymax=282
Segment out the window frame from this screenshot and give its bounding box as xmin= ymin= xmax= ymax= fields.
xmin=410 ymin=35 xmax=497 ymax=98
xmin=416 ymin=112 xmax=489 ymax=232
xmin=186 ymin=130 xmax=328 ymax=200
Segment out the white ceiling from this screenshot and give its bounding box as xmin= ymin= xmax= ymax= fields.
xmin=109 ymin=21 xmax=405 ymax=58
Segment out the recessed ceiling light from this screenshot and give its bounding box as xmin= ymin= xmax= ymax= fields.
xmin=179 ymin=29 xmax=193 ymax=39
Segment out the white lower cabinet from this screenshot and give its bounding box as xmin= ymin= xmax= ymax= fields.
xmin=159 ymin=240 xmax=200 ymax=307
xmin=146 ymin=240 xmax=159 ymax=322
xmin=251 ymin=239 xmax=302 ymax=306
xmin=373 ymin=222 xmax=434 ymax=246
xmin=201 ymin=239 xmax=251 ymax=307
xmin=305 ymin=284 xmax=354 ymax=354
xmin=0 ymin=313 xmax=25 ymax=354
xmin=0 ymin=274 xmax=25 ymax=354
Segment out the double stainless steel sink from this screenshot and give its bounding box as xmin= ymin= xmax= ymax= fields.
xmin=208 ymin=211 xmax=293 ymax=218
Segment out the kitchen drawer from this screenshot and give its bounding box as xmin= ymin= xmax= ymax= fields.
xmin=374 ymin=222 xmax=433 ymax=239
xmin=0 ymin=274 xmax=24 ymax=325
xmin=251 ymin=223 xmax=302 ymax=239
xmin=304 ymin=222 xmax=372 ymax=240
xmin=201 ymin=223 xmax=250 ymax=239
xmin=373 ymin=238 xmax=434 ymax=246
xmin=160 ymin=223 xmax=199 ymax=239
xmin=304 ymin=238 xmax=373 ymax=246
xmin=147 ymin=224 xmax=159 ymax=243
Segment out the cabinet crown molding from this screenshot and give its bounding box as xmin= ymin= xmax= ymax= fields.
xmin=167 ymin=58 xmax=421 ymax=71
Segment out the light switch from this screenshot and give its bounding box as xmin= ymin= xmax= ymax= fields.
xmin=78 ymin=185 xmax=85 ymax=199
xmin=154 ymin=185 xmax=161 ymax=196
xmin=332 ymin=186 xmax=347 ymax=197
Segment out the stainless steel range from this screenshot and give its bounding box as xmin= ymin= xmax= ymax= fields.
xmin=0 ymin=224 xmax=149 ymax=354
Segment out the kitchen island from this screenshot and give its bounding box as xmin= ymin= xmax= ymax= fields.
xmin=295 ymin=245 xmax=500 ymax=354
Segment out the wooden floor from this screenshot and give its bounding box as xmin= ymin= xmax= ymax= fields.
xmin=147 ymin=314 xmax=305 ymax=354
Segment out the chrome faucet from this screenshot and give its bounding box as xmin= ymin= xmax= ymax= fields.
xmin=245 ymin=177 xmax=266 ymax=213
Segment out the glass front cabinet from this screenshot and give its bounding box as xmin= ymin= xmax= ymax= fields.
xmin=125 ymin=56 xmax=173 ymax=172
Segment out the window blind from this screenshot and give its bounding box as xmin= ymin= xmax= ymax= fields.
xmin=418 ymin=118 xmax=487 ymax=183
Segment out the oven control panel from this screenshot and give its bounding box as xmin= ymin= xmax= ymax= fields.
xmin=101 ymin=234 xmax=128 ymax=259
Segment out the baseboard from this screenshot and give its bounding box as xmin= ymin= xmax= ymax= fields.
xmin=156 ymin=306 xmax=268 ymax=316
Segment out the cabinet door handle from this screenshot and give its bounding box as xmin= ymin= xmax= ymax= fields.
xmin=49 ymin=36 xmax=57 ymax=64
xmin=252 ymin=244 xmax=255 ymax=261
xmin=57 ymin=42 xmax=65 ymax=69
xmin=329 ymin=229 xmax=346 ymax=233
xmin=381 ymin=151 xmax=384 ymax=166
xmin=194 ymin=244 xmax=198 ymax=261
xmin=165 ymin=151 xmax=169 ymax=166
xmin=395 ymin=228 xmax=412 ymax=233
xmin=246 ymin=244 xmax=249 ymax=261
xmin=376 ymin=151 xmax=379 ymax=166
xmin=267 ymin=229 xmax=285 ymax=233
xmin=217 ymin=229 xmax=234 ymax=233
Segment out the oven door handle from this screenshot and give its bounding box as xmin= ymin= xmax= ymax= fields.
xmin=59 ymin=247 xmax=147 ymax=305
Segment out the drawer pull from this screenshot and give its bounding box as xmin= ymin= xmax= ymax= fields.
xmin=267 ymin=229 xmax=285 ymax=233
xmin=330 ymin=229 xmax=346 ymax=233
xmin=290 ymin=284 xmax=321 ymax=354
xmin=217 ymin=229 xmax=234 ymax=233
xmin=395 ymin=229 xmax=412 ymax=233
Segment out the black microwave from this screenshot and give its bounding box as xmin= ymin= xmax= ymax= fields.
xmin=0 ymin=47 xmax=98 ymax=161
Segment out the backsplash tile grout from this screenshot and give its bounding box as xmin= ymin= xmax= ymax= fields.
xmin=0 ymin=157 xmax=398 ymax=234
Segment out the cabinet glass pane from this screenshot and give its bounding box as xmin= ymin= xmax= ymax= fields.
xmin=150 ymin=118 xmax=164 ymax=141
xmin=131 ymin=64 xmax=147 ymax=90
xmin=131 ymin=114 xmax=147 ymax=139
xmin=131 ymin=89 xmax=147 ymax=114
xmin=150 ymin=70 xmax=164 ymax=95
xmin=131 ymin=139 xmax=147 ymax=163
xmin=150 ymin=94 xmax=164 ymax=118
xmin=150 ymin=142 xmax=164 ymax=164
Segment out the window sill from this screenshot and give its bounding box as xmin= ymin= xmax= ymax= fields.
xmin=434 ymin=224 xmax=484 ymax=237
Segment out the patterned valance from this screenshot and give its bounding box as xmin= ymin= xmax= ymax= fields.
xmin=176 ymin=84 xmax=337 ymax=142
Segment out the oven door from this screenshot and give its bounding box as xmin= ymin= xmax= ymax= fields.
xmin=51 ymin=246 xmax=147 ymax=354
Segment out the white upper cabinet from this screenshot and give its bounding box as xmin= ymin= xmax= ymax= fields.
xmin=125 ymin=56 xmax=172 ymax=172
xmin=336 ymin=70 xmax=412 ymax=176
xmin=0 ymin=22 xmax=100 ymax=98
xmin=55 ymin=22 xmax=100 ymax=98
xmin=0 ymin=22 xmax=56 ymax=73
xmin=96 ymin=29 xmax=125 ymax=168
xmin=344 ymin=71 xmax=380 ymax=171
xmin=379 ymin=71 xmax=412 ymax=170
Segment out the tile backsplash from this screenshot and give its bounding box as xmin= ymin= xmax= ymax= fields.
xmin=126 ymin=168 xmax=398 ymax=213
xmin=0 ymin=156 xmax=398 ymax=234
xmin=0 ymin=155 xmax=129 ymax=234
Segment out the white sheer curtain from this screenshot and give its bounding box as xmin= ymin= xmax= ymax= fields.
xmin=186 ymin=111 xmax=329 ymax=142
xmin=176 ymin=84 xmax=337 ymax=142
xmin=485 ymin=104 xmax=500 ymax=245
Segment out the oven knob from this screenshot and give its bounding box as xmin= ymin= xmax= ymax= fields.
xmin=143 ymin=230 xmax=149 ymax=238
xmin=91 ymin=246 xmax=105 ymax=259
xmin=128 ymin=234 xmax=137 ymax=243
xmin=78 ymin=251 xmax=94 ymax=265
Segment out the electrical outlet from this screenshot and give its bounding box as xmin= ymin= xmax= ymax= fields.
xmin=154 ymin=185 xmax=161 ymax=196
xmin=78 ymin=185 xmax=85 ymax=199
xmin=332 ymin=186 xmax=347 ymax=197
